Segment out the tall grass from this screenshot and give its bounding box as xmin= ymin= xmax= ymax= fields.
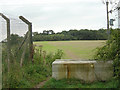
xmin=2 ymin=44 xmax=64 ymax=88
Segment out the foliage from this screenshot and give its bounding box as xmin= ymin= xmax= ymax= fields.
xmin=94 ymin=29 xmax=120 ymax=87
xmin=2 ymin=34 xmax=30 ymax=64
xmin=32 ymin=29 xmax=107 ymax=41
xmin=2 ymin=45 xmax=64 ymax=88
xmin=10 ymin=34 xmax=23 ymax=45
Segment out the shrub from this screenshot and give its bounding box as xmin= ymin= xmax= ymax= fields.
xmin=94 ymin=29 xmax=120 ymax=87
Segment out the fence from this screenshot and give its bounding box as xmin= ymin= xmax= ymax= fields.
xmin=0 ymin=13 xmax=33 ymax=72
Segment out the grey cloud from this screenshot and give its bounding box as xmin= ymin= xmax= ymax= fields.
xmin=0 ymin=0 xmax=110 ymax=33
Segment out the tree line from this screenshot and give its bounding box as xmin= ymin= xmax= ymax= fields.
xmin=0 ymin=29 xmax=109 ymax=43
xmin=32 ymin=29 xmax=108 ymax=41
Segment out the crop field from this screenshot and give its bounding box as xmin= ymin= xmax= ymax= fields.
xmin=34 ymin=40 xmax=106 ymax=59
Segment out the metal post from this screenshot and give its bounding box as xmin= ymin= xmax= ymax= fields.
xmin=19 ymin=16 xmax=33 ymax=62
xmin=0 ymin=13 xmax=11 ymax=72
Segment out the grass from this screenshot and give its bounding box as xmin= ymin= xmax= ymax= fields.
xmin=34 ymin=40 xmax=120 ymax=88
xmin=34 ymin=40 xmax=106 ymax=59
xmin=3 ymin=40 xmax=117 ymax=88
xmin=2 ymin=62 xmax=49 ymax=88
xmin=2 ymin=45 xmax=64 ymax=88
xmin=42 ymin=78 xmax=119 ymax=88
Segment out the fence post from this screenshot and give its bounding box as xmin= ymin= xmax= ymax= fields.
xmin=0 ymin=13 xmax=11 ymax=72
xmin=29 ymin=22 xmax=34 ymax=63
xmin=19 ymin=16 xmax=33 ymax=63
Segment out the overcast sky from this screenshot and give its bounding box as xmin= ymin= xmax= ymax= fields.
xmin=0 ymin=0 xmax=119 ymax=34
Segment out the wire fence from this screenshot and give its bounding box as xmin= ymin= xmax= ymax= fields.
xmin=0 ymin=13 xmax=33 ymax=72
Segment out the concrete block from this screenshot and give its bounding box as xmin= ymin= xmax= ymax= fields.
xmin=94 ymin=61 xmax=113 ymax=81
xmin=52 ymin=59 xmax=113 ymax=83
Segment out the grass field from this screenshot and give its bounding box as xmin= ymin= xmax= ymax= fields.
xmin=34 ymin=40 xmax=106 ymax=59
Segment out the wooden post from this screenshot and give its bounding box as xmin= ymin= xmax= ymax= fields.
xmin=0 ymin=13 xmax=11 ymax=72
xmin=19 ymin=16 xmax=33 ymax=62
xmin=106 ymin=2 xmax=110 ymax=39
xmin=20 ymin=38 xmax=28 ymax=67
xmin=28 ymin=23 xmax=34 ymax=63
xmin=43 ymin=50 xmax=46 ymax=65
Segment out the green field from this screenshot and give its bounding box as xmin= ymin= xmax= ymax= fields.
xmin=34 ymin=40 xmax=105 ymax=59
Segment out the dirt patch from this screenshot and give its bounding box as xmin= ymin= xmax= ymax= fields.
xmin=34 ymin=77 xmax=51 ymax=88
xmin=65 ymin=49 xmax=80 ymax=59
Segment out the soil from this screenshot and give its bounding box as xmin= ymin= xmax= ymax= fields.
xmin=34 ymin=77 xmax=51 ymax=88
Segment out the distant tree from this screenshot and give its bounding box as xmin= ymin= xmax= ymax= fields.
xmin=10 ymin=34 xmax=23 ymax=45
xmin=43 ymin=30 xmax=48 ymax=35
xmin=32 ymin=29 xmax=108 ymax=41
xmin=33 ymin=32 xmax=39 ymax=36
xmin=49 ymin=30 xmax=55 ymax=34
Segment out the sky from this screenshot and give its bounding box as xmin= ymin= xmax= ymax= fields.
xmin=0 ymin=0 xmax=119 ymax=35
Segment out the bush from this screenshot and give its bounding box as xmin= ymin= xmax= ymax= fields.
xmin=94 ymin=29 xmax=120 ymax=87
